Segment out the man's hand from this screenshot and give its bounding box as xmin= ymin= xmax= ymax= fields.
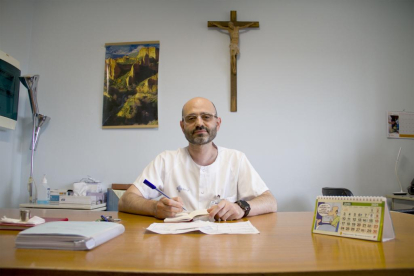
xmin=154 ymin=197 xmax=184 ymax=219
xmin=207 ymin=200 xmax=244 ymax=221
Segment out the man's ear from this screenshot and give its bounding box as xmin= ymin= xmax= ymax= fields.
xmin=180 ymin=120 xmax=185 ymax=133
xmin=216 ymin=117 xmax=222 ymax=131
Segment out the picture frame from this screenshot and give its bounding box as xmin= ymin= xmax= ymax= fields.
xmin=102 ymin=41 xmax=159 ymax=128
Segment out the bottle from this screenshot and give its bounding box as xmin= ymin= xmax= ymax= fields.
xmin=37 ymin=174 xmax=50 ymax=204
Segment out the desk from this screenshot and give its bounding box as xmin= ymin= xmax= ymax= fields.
xmin=19 ymin=203 xmax=107 ymax=211
xmin=385 ymin=194 xmax=414 ymax=210
xmin=0 ymin=209 xmax=413 ymax=275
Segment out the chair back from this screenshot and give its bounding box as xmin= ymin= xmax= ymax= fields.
xmin=322 ymin=187 xmax=354 ymax=196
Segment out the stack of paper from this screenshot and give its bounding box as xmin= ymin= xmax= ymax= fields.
xmin=147 ymin=221 xmax=260 ymax=235
xmin=16 ymin=221 xmax=125 ymax=250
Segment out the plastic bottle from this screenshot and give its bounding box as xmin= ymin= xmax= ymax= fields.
xmin=37 ymin=174 xmax=50 ymax=204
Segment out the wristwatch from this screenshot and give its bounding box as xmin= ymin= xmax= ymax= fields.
xmin=236 ymin=200 xmax=251 ymax=218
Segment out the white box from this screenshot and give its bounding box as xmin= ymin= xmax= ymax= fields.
xmin=50 ymin=189 xmax=68 ymax=205
xmin=59 ymin=196 xmax=97 ymax=205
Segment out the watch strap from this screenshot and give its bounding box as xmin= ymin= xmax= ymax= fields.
xmin=236 ymin=200 xmax=251 ymax=218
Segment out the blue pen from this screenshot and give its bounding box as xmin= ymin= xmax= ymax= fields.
xmin=101 ymin=215 xmax=108 ymax=222
xmin=143 ymin=179 xmax=187 ymax=211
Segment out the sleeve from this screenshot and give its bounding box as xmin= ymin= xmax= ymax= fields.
xmin=133 ymin=153 xmax=166 ymax=199
xmin=237 ymin=153 xmax=269 ymax=201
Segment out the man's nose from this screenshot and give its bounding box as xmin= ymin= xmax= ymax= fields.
xmin=195 ymin=115 xmax=204 ymax=126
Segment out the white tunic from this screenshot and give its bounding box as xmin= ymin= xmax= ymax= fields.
xmin=134 ymin=146 xmax=269 ymax=212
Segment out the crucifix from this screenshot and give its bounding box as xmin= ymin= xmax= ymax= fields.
xmin=208 ymin=11 xmax=259 ymax=112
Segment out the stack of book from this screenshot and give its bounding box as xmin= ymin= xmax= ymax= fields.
xmin=15 ymin=221 xmax=125 ymax=250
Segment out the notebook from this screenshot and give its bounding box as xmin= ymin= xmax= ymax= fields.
xmin=16 ymin=221 xmax=125 ymax=250
xmin=164 ymin=209 xmax=209 ymax=222
xmin=312 ymin=196 xmax=395 ymax=242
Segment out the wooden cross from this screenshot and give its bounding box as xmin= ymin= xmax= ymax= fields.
xmin=208 ymin=11 xmax=259 ymax=112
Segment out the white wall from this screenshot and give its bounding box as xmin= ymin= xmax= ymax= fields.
xmin=0 ymin=0 xmax=34 ymax=207
xmin=1 ymin=0 xmax=413 ymax=211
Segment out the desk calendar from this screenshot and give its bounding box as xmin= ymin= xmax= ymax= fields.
xmin=388 ymin=111 xmax=414 ymax=139
xmin=312 ymin=196 xmax=395 ymax=242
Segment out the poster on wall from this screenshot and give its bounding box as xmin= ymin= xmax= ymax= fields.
xmin=102 ymin=41 xmax=159 ymax=128
xmin=387 ymin=111 xmax=414 ymax=139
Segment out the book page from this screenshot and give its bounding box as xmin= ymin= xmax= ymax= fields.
xmin=164 ymin=209 xmax=209 ymax=223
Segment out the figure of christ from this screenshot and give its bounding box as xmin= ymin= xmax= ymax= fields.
xmin=211 ymin=21 xmax=255 ymax=74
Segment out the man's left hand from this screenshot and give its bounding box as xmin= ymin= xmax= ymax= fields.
xmin=207 ymin=200 xmax=244 ymax=221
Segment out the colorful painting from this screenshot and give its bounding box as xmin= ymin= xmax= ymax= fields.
xmin=103 ymin=41 xmax=159 ymax=128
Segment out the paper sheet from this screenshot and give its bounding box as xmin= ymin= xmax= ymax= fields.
xmin=146 ymin=221 xmax=260 ymax=234
xmin=0 ymin=216 xmax=45 ymax=225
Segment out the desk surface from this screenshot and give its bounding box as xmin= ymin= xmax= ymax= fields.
xmin=0 ymin=209 xmax=413 ymax=276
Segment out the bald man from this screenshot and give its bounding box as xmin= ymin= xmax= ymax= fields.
xmin=118 ymin=97 xmax=277 ymax=221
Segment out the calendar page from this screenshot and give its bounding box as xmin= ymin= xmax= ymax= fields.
xmin=312 ymin=196 xmax=386 ymax=242
xmin=388 ymin=111 xmax=414 ymax=139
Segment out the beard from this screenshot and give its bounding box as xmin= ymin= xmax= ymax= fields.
xmin=184 ymin=124 xmax=217 ymax=145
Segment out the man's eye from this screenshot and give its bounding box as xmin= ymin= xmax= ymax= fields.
xmin=187 ymin=116 xmax=196 ymax=121
xmin=202 ymin=115 xmax=212 ymax=120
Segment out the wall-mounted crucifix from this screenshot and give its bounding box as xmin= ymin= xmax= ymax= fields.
xmin=208 ymin=11 xmax=259 ymax=112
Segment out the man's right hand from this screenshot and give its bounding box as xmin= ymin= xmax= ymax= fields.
xmin=118 ymin=185 xmax=185 ymax=219
xmin=154 ymin=197 xmax=184 ymax=219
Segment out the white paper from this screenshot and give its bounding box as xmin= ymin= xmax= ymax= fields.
xmin=146 ymin=221 xmax=260 ymax=235
xmin=0 ymin=216 xmax=45 ymax=225
xmin=381 ymin=200 xmax=396 ymax=242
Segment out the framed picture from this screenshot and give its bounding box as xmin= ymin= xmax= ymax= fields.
xmin=102 ymin=41 xmax=159 ymax=128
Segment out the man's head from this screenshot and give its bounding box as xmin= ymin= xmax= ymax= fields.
xmin=228 ymin=22 xmax=235 ymax=29
xmin=180 ymin=97 xmax=221 ymax=145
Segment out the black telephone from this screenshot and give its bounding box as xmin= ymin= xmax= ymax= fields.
xmin=408 ymin=178 xmax=414 ymax=195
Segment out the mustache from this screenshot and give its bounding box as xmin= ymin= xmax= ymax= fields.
xmin=192 ymin=125 xmax=209 ymax=134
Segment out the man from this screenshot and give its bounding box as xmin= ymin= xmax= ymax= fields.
xmin=118 ymin=97 xmax=277 ymax=220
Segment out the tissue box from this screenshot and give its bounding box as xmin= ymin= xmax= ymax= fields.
xmin=50 ymin=189 xmax=68 ymax=205
xmin=87 ymin=183 xmax=103 ymax=193
xmin=86 ymin=192 xmax=106 ymax=204
xmin=73 ymin=181 xmax=103 ymax=195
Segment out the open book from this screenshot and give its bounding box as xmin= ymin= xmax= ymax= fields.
xmin=16 ymin=221 xmax=125 ymax=250
xmin=164 ymin=209 xmax=209 ymax=223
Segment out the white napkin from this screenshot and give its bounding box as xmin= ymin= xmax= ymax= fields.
xmin=73 ymin=182 xmax=88 ymax=196
xmin=0 ymin=216 xmax=45 ymax=225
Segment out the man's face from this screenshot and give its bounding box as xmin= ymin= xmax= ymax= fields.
xmin=183 ymin=117 xmax=218 ymax=145
xmin=180 ymin=99 xmax=221 ymax=145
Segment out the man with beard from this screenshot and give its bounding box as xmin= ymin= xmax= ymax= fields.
xmin=119 ymin=97 xmax=277 ymax=220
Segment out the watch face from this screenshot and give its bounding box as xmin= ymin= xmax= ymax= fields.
xmin=237 ymin=200 xmax=250 ymax=218
xmin=238 ymin=200 xmax=250 ymax=210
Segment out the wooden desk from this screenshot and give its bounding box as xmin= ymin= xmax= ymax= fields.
xmin=0 ymin=209 xmax=413 ymax=275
